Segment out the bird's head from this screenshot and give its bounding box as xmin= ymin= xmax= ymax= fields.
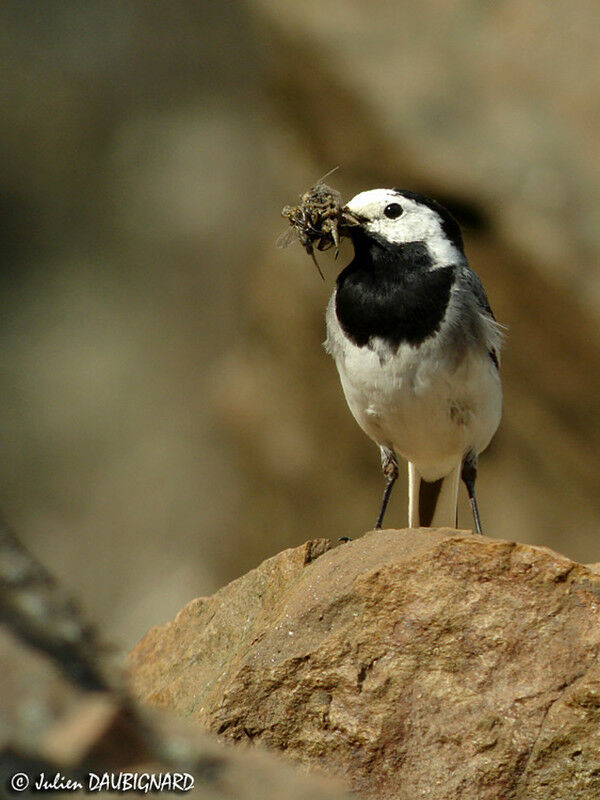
xmin=342 ymin=189 xmax=465 ymax=264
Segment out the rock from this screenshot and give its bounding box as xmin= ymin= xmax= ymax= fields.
xmin=0 ymin=610 xmax=354 ymax=800
xmin=128 ymin=538 xmax=332 ymax=714
xmin=129 ymin=530 xmax=600 ymax=800
xmin=0 ymin=524 xmax=353 ymax=800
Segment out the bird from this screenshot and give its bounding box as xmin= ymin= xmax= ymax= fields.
xmin=324 ymin=188 xmax=502 ymax=533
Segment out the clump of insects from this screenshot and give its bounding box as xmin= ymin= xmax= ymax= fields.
xmin=278 ymin=170 xmax=347 ymax=279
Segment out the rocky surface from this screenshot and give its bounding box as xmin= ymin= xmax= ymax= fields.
xmin=129 ymin=530 xmax=600 ymax=800
xmin=0 ymin=524 xmax=353 ymax=800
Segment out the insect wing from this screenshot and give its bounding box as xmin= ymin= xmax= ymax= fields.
xmin=276 ymin=226 xmax=300 ymax=249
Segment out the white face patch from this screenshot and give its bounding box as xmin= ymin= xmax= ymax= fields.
xmin=345 ymin=189 xmax=462 ymax=265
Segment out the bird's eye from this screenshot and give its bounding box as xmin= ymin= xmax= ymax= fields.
xmin=384 ymin=203 xmax=403 ymax=219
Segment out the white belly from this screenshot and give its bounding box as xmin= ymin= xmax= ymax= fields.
xmin=332 ymin=334 xmax=502 ymax=481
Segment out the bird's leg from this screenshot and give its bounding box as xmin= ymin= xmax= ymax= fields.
xmin=461 ymin=452 xmax=483 ymax=535
xmin=375 ymin=447 xmax=399 ymax=529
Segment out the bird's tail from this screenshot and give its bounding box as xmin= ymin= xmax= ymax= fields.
xmin=408 ymin=461 xmax=461 ymax=528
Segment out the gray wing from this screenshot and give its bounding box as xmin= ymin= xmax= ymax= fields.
xmin=459 ymin=265 xmax=496 ymax=319
xmin=457 ymin=265 xmax=502 ymax=369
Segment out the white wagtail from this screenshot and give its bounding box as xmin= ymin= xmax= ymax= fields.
xmin=324 ymin=189 xmax=502 ymax=532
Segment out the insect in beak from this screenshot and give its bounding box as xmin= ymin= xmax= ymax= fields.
xmin=340 ymin=207 xmax=364 ymax=227
xmin=279 ymin=175 xmax=348 ymax=280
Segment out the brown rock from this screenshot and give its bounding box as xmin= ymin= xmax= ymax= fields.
xmin=0 ymin=523 xmax=352 ymax=800
xmin=129 ymin=530 xmax=600 ymax=800
xmin=1 ymin=617 xmax=353 ymax=800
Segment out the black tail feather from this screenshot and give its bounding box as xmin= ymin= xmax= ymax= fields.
xmin=418 ymin=478 xmax=444 ymax=527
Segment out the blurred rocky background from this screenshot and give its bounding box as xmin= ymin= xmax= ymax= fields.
xmin=0 ymin=0 xmax=598 ymax=651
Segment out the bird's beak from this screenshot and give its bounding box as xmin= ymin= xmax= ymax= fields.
xmin=340 ymin=207 xmax=365 ymax=228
